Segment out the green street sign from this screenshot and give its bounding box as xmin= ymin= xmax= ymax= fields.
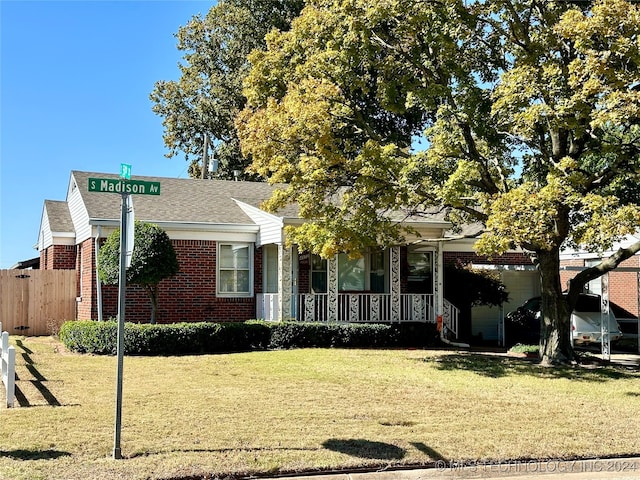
xmin=120 ymin=163 xmax=132 ymax=180
xmin=88 ymin=177 xmax=161 ymax=195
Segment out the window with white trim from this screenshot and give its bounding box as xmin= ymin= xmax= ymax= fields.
xmin=337 ymin=249 xmax=386 ymax=293
xmin=217 ymin=243 xmax=253 ymax=297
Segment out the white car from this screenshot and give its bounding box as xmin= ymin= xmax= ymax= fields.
xmin=571 ymin=293 xmax=623 ymax=345
xmin=505 ymin=293 xmax=623 ymax=346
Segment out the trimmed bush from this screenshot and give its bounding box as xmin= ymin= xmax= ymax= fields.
xmin=59 ymin=321 xmax=271 ymax=355
xmin=59 ymin=320 xmax=440 ymax=355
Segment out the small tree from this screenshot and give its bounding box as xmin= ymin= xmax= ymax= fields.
xmin=98 ymin=221 xmax=179 ymax=324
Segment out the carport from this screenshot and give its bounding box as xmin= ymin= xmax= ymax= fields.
xmin=468 ymin=265 xmax=540 ymax=346
xmin=561 ymin=266 xmax=640 ymax=360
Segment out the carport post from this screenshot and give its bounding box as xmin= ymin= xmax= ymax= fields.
xmin=600 ymin=272 xmax=611 ymax=361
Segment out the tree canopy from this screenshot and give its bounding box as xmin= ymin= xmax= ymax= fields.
xmin=237 ymin=0 xmax=640 ymax=364
xmin=98 ymin=221 xmax=179 ymax=324
xmin=150 ymin=0 xmax=304 ymax=179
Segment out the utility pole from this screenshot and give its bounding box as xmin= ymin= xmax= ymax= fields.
xmin=202 ymin=133 xmax=210 ymax=179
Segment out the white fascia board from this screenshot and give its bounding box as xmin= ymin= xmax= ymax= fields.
xmin=560 ymin=233 xmax=640 ymax=260
xmin=282 ymin=217 xmax=305 ymax=226
xmin=233 ymin=199 xmax=284 ymax=223
xmin=89 ymin=218 xmax=258 ymax=233
xmin=51 ymin=231 xmax=76 ymax=238
xmin=89 ymin=220 xmax=259 ymax=243
xmin=471 ymin=264 xmax=538 ymax=271
xmin=50 ymin=232 xmax=76 ymax=247
xmin=442 ymin=237 xmax=477 ymax=251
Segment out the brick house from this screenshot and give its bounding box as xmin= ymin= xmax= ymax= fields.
xmin=37 ymin=170 xmax=539 ymax=343
xmin=37 ymin=171 xmax=455 ymax=327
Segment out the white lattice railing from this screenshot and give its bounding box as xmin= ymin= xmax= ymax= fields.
xmin=442 ymin=299 xmax=459 ymax=338
xmin=259 ymin=292 xmax=459 ymax=338
xmin=295 ymin=293 xmax=435 ymax=323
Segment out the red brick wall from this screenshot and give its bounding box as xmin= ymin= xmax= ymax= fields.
xmin=559 ymin=259 xmax=583 ymax=291
xmin=40 ymin=245 xmax=76 ymax=270
xmin=76 ymin=239 xmax=259 ymax=323
xmin=609 ymin=257 xmax=639 ymax=318
xmin=77 ymin=239 xmax=96 ymax=319
xmin=444 ymin=251 xmax=535 ymax=266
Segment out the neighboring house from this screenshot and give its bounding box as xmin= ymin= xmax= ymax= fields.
xmin=560 ymin=235 xmax=640 ymax=323
xmin=37 ymin=170 xmax=538 ymax=341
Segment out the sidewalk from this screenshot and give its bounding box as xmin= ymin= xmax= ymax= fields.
xmin=275 ymin=457 xmax=640 ymax=480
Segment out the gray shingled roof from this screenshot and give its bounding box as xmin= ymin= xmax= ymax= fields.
xmin=45 ymin=200 xmax=74 ymax=233
xmin=70 ymin=170 xmax=454 ymax=228
xmin=72 ymin=171 xmax=286 ymax=224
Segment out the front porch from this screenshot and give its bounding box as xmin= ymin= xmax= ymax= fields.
xmin=257 ymin=292 xmax=460 ymax=337
xmin=256 ymin=244 xmax=460 ymax=338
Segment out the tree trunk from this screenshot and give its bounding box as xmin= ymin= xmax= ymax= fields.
xmin=144 ymin=284 xmax=159 ymax=324
xmin=537 ymin=247 xmax=576 ymax=365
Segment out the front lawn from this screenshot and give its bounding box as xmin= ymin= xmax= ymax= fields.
xmin=1 ymin=337 xmax=639 ymax=480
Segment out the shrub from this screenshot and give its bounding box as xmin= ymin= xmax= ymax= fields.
xmin=59 ymin=320 xmax=440 ymax=355
xmin=59 ymin=320 xmax=118 ymax=354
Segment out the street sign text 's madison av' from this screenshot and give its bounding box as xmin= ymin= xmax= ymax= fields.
xmin=88 ymin=177 xmax=161 ymax=195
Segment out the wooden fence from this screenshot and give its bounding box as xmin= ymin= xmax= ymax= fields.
xmin=0 ymin=270 xmax=77 ymax=336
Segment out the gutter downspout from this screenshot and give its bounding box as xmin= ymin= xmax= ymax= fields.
xmin=436 ymin=240 xmax=470 ymax=348
xmin=95 ymin=226 xmax=103 ymax=321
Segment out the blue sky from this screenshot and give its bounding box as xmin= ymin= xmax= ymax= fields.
xmin=1 ymin=0 xmax=216 ymax=268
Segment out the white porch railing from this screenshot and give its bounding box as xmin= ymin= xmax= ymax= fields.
xmin=257 ymin=293 xmax=460 ymax=338
xmin=296 ymin=293 xmax=436 ymax=323
xmin=443 ymin=299 xmax=459 ymax=338
xmin=256 ymin=293 xmax=280 ymax=322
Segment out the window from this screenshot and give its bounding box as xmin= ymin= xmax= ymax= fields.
xmin=338 ymin=250 xmax=386 ymax=292
xmin=406 ymin=250 xmax=433 ymax=294
xmin=263 ymin=245 xmax=278 ymax=294
xmin=218 ymin=243 xmax=253 ymax=296
xmin=311 ymin=254 xmax=327 ymax=293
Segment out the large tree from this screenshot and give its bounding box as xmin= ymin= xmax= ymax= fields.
xmin=237 ymin=0 xmax=640 ymax=365
xmin=98 ymin=222 xmax=180 ymax=324
xmin=150 ymin=0 xmax=304 ymax=179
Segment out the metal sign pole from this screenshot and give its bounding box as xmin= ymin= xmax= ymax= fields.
xmin=113 ymin=191 xmax=129 ymax=459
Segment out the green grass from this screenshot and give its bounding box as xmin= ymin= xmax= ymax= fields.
xmin=1 ymin=336 xmax=639 ymax=480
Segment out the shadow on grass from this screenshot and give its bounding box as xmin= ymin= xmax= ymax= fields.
xmin=424 ymin=353 xmax=638 ymax=381
xmin=12 ymin=340 xmax=61 ymax=407
xmin=410 ymin=442 xmax=447 ymax=461
xmin=130 ymin=445 xmax=318 ymax=459
xmin=323 ymin=439 xmax=405 ymax=460
xmin=0 ymin=449 xmax=71 ymax=461
xmin=14 ymin=339 xmax=33 ymax=355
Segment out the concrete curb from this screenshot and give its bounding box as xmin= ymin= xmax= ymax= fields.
xmin=266 ymin=457 xmax=640 ymax=480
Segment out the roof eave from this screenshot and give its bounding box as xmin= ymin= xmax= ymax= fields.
xmin=89 ymin=219 xmax=259 ymax=233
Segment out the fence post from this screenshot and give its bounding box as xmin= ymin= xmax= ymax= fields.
xmin=1 ymin=330 xmax=7 ymax=380
xmin=1 ymin=329 xmax=16 ymax=408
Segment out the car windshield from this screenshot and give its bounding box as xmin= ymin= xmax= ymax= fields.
xmin=522 ymin=297 xmax=541 ymax=312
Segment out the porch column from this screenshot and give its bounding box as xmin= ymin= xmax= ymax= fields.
xmin=327 ymin=254 xmax=338 ymax=322
xmin=390 ymin=246 xmax=401 ymax=322
xmin=278 ymin=244 xmax=293 ymax=321
xmin=435 ymin=241 xmax=444 ymax=322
